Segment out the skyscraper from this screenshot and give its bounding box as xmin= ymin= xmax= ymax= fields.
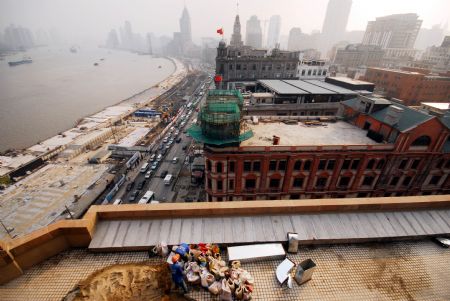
xmin=287 ymin=27 xmax=303 ymax=51
xmin=362 ymin=14 xmax=422 ymax=49
xmin=267 ymin=15 xmax=281 ymax=49
xmin=179 ymin=6 xmax=192 ymax=43
xmin=230 ymin=15 xmax=243 ymax=48
xmin=321 ymin=0 xmax=352 ymax=54
xmin=245 ymin=15 xmax=262 ymax=49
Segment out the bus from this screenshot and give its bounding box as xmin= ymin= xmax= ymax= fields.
xmin=140 ymin=163 xmax=149 ymax=173
xmin=138 ymin=190 xmax=155 ymax=204
xmin=164 ymin=174 xmax=173 ymax=185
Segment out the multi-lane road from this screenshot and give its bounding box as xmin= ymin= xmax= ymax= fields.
xmin=118 ymin=73 xmax=211 ymax=203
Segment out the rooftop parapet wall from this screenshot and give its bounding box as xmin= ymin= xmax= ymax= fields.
xmin=1 ymin=195 xmax=450 ymax=285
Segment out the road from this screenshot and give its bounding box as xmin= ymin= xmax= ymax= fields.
xmin=119 ymin=73 xmax=211 ymax=203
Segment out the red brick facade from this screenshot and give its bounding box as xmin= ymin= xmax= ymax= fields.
xmin=203 ymin=116 xmax=450 ymax=202
xmin=362 ymin=67 xmax=450 ymax=106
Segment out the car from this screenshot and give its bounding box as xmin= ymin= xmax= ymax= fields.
xmin=182 ymin=145 xmax=188 ymax=150
xmin=145 ymin=170 xmax=153 ymax=179
xmin=162 ymin=138 xmax=168 ymax=143
xmin=157 ymin=154 xmax=162 ymax=161
xmin=151 ymin=163 xmax=158 ymax=170
xmin=126 ymin=182 xmax=134 ymax=191
xmin=161 ymin=170 xmax=168 ymax=178
xmin=176 ymin=137 xmax=182 ymax=143
xmin=128 ymin=190 xmax=139 ymax=202
xmin=136 ymin=180 xmax=146 ymax=190
xmin=172 ymin=157 xmax=179 ymax=164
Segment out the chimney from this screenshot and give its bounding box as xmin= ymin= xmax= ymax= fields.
xmin=273 ymin=135 xmax=280 ymax=145
xmin=384 ymin=105 xmax=404 ymax=126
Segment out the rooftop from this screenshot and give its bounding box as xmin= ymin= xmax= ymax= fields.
xmin=240 ymin=121 xmax=381 ymax=147
xmin=1 ymin=240 xmax=449 ymax=301
xmin=327 ymin=76 xmax=375 ymax=85
xmin=258 ymin=79 xmax=357 ymax=95
xmin=117 ymin=127 xmax=151 ymax=147
xmin=422 ymin=102 xmax=450 ymax=111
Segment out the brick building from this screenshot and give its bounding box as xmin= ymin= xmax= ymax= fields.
xmin=194 ymin=91 xmax=450 ymax=202
xmin=363 ymin=67 xmax=450 ymax=105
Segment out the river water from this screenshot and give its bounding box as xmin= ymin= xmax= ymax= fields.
xmin=0 ymin=46 xmax=175 ymax=152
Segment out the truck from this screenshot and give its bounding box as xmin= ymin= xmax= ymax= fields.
xmin=163 ymin=174 xmax=173 ymax=185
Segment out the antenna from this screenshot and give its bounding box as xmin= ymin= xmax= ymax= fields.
xmin=236 ymin=0 xmax=239 ymax=14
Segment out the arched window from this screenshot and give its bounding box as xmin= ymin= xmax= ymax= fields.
xmin=206 ymin=160 xmax=211 ymax=171
xmin=411 ymin=135 xmax=431 ymax=146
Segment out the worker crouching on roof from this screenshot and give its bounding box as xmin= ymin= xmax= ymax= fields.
xmin=170 ymin=254 xmax=189 ymax=293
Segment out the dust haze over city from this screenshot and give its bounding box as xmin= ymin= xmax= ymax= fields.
xmin=1 ymin=0 xmax=450 ymax=300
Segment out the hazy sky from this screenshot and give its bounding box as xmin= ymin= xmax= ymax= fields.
xmin=1 ymin=0 xmax=449 ymax=44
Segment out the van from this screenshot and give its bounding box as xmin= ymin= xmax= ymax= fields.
xmin=157 ymin=154 xmax=162 ymax=161
xmin=138 ymin=190 xmax=155 ymax=204
xmin=140 ymin=163 xmax=149 ymax=173
xmin=113 ymin=199 xmax=122 ymax=205
xmin=163 ymin=174 xmax=173 ymax=185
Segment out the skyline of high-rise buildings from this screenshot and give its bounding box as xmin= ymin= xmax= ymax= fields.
xmin=320 ymin=0 xmax=352 ymax=54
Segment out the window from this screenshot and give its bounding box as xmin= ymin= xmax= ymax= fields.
xmin=367 ymin=159 xmax=376 ymax=169
xmin=216 ymin=162 xmax=223 ymax=173
xmin=411 ymin=159 xmax=420 ymax=169
xmin=294 ymin=160 xmax=302 ymax=171
xmin=342 ymin=159 xmax=351 ymax=170
xmin=327 ymin=160 xmax=335 ymax=170
xmin=207 ymin=160 xmax=211 ymax=171
xmin=390 ymin=176 xmax=399 ymax=186
xmin=207 ymin=178 xmax=212 ymax=189
xmin=351 ymin=159 xmax=360 ymax=170
xmin=269 ymin=160 xmax=277 ymax=171
xmin=357 ymin=192 xmax=368 ymax=198
xmin=278 ymin=160 xmax=286 ymax=171
xmin=399 ymin=159 xmax=407 ymax=169
xmin=229 ymin=179 xmax=234 ymax=190
xmin=318 ymin=160 xmax=327 ymax=170
xmin=411 ymin=135 xmax=431 ymax=146
xmin=316 ymin=177 xmax=327 ymax=188
xmin=243 ymin=161 xmax=251 ymax=172
xmin=245 ymin=179 xmax=256 ymax=189
xmin=402 ymin=176 xmax=412 ymax=186
xmin=362 ymin=176 xmax=374 ymax=186
xmin=436 ymin=159 xmax=444 ymax=169
xmin=291 ymin=194 xmax=300 ymax=199
xmin=229 ymin=161 xmax=235 ymax=172
xmin=253 ymin=161 xmax=261 ymax=172
xmin=217 ymin=180 xmax=223 ymax=191
xmin=445 ymin=160 xmax=450 ymax=169
xmin=377 ymin=159 xmax=385 ymax=169
xmin=430 ymin=175 xmax=441 ymax=185
xmin=303 ymin=160 xmax=311 ymax=171
xmin=338 ymin=176 xmax=350 ymax=187
xmin=217 ymin=197 xmax=223 ymax=202
xmin=270 ymin=178 xmax=280 ymax=188
xmin=293 ymin=177 xmax=304 ymax=188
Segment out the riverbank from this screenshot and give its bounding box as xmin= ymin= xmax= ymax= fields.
xmin=0 ymin=57 xmax=187 ymax=181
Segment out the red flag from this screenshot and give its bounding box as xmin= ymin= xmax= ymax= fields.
xmin=214 ymin=75 xmax=222 ymax=83
xmin=216 ymin=28 xmax=224 ymax=35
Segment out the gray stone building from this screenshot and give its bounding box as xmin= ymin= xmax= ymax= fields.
xmin=216 ymin=40 xmax=300 ymax=90
xmin=333 ymin=44 xmax=385 ymax=71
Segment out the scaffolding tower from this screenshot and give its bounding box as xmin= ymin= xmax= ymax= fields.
xmin=188 ymin=90 xmax=253 ymax=146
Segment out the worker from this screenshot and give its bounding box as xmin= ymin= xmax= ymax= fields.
xmin=170 ymin=254 xmax=188 ymax=293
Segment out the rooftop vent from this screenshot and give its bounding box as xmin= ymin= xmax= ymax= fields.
xmin=384 ymin=105 xmax=404 ymax=126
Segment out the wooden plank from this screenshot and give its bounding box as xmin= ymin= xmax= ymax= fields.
xmin=433 ymin=210 xmax=450 ymax=228
xmin=401 ymin=212 xmax=427 ymax=235
xmin=345 ymin=213 xmax=368 ymax=238
xmin=425 ymin=211 xmax=450 ymax=233
xmin=100 ymin=220 xmax=121 ymax=248
xmin=281 ymin=215 xmax=295 ymax=236
xmin=242 ymin=216 xmax=256 ymax=243
xmin=167 ymin=218 xmax=182 ymax=245
xmin=270 ymin=215 xmax=287 ymax=241
xmin=146 ymin=219 xmax=161 ymax=246
xmin=383 ymin=212 xmax=409 ymax=237
xmin=180 ymin=218 xmax=194 ymax=244
xmin=211 ymin=217 xmax=225 ymax=244
xmin=89 ymin=221 xmax=109 ymax=248
xmin=202 ymin=218 xmax=215 ymax=243
xmin=321 ymin=214 xmax=344 ymax=239
xmin=334 ymin=213 xmax=358 ymax=239
xmin=410 ymin=211 xmax=435 ymax=234
xmin=292 ymin=214 xmax=315 ymax=240
xmin=261 ymin=216 xmax=276 ymax=241
xmin=112 ymin=220 xmax=131 ymax=247
xmin=190 ymin=218 xmax=203 ymax=244
xmin=229 ymin=217 xmax=244 ymax=244
xmin=416 ymin=211 xmax=444 ymax=234
xmin=252 ymin=216 xmax=267 ymax=242
xmin=159 ymin=219 xmax=173 ymax=245
xmin=361 ymin=213 xmax=386 ymax=237
xmin=373 ymin=213 xmax=398 ymax=237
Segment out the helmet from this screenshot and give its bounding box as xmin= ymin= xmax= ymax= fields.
xmin=172 ymin=254 xmax=180 ymax=263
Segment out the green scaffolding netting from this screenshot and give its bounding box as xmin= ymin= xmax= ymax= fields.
xmin=188 ymin=124 xmax=253 ymax=145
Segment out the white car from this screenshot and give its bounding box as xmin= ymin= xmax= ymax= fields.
xmin=145 ymin=170 xmax=153 ymax=179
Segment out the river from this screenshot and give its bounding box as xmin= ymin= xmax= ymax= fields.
xmin=0 ymin=46 xmax=175 ymax=152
